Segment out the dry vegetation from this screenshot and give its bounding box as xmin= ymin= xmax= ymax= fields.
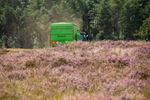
xmin=0 ymin=41 xmax=150 ymax=100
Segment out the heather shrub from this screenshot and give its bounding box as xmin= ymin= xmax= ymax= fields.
xmin=130 ymin=70 xmax=149 ymax=80
xmin=108 ymin=57 xmax=130 ymax=68
xmin=0 ymin=91 xmax=19 ymax=100
xmin=0 ymin=49 xmax=9 ymax=55
xmin=0 ymin=82 xmax=20 ymax=100
xmin=0 ymin=41 xmax=149 ymax=100
xmin=142 ymin=83 xmax=150 ymax=99
xmin=7 ymin=72 xmax=26 ymax=81
xmin=52 ymin=58 xmax=68 ymax=68
xmin=3 ymin=63 xmax=13 ymax=71
xmin=24 ymin=59 xmax=38 ymax=68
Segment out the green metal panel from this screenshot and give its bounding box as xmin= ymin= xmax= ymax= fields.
xmin=49 ymin=22 xmax=80 ymax=47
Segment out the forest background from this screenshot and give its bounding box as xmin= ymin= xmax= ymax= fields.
xmin=0 ymin=0 xmax=149 ymax=48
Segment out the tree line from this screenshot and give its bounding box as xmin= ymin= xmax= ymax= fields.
xmin=0 ymin=0 xmax=79 ymax=48
xmin=0 ymin=0 xmax=150 ymax=48
xmin=66 ymin=0 xmax=150 ymax=40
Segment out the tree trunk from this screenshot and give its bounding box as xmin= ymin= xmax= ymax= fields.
xmin=82 ymin=14 xmax=90 ymax=34
xmin=82 ymin=14 xmax=92 ymax=40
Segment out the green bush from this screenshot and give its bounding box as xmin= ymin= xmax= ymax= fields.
xmin=0 ymin=39 xmax=2 ymax=48
xmin=137 ymin=17 xmax=150 ymax=40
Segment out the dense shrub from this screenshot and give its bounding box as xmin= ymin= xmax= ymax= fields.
xmin=0 ymin=41 xmax=150 ymax=99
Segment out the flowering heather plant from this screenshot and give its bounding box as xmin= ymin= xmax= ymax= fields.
xmin=0 ymin=41 xmax=150 ymax=100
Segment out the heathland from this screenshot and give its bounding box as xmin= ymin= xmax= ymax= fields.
xmin=0 ymin=41 xmax=150 ymax=100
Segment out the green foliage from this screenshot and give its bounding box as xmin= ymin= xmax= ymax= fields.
xmin=110 ymin=0 xmax=125 ymax=39
xmin=137 ymin=17 xmax=150 ymax=40
xmin=0 ymin=0 xmax=79 ymax=48
xmin=95 ymin=0 xmax=113 ymax=39
xmin=122 ymin=0 xmax=144 ymax=39
xmin=0 ymin=39 xmax=2 ymax=48
xmin=66 ymin=0 xmax=150 ymax=40
xmin=64 ymin=0 xmax=99 ymax=33
xmin=0 ymin=0 xmax=150 ymax=48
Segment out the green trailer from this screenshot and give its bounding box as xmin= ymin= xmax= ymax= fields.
xmin=49 ymin=22 xmax=80 ymax=47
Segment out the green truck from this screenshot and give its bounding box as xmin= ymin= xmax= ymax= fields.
xmin=49 ymin=22 xmax=81 ymax=47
